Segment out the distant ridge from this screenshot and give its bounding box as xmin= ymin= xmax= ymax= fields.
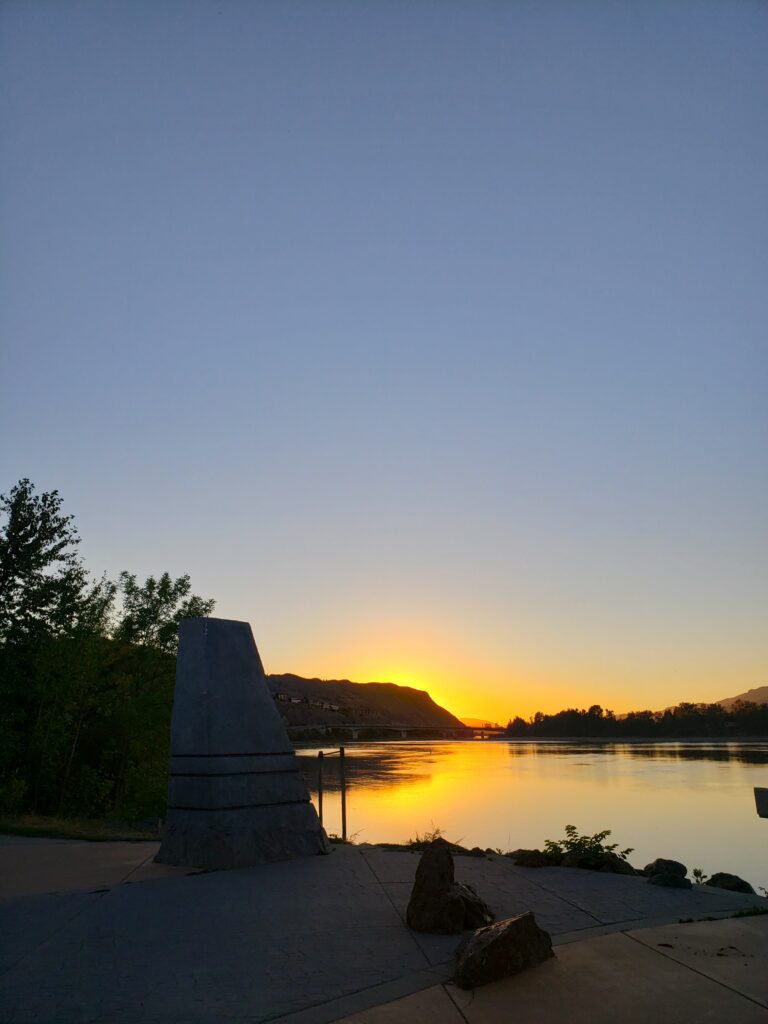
xmin=715 ymin=685 xmax=768 ymax=710
xmin=266 ymin=673 xmax=466 ymax=729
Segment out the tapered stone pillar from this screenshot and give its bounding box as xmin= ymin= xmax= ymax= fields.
xmin=156 ymin=617 xmax=329 ymax=869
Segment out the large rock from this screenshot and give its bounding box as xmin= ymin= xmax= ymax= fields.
xmin=454 ymin=911 xmax=554 ymax=989
xmin=643 ymin=858 xmax=687 ymax=878
xmin=644 ymin=855 xmax=690 ymax=889
xmin=406 ymin=839 xmax=494 ymax=934
xmin=560 ymin=850 xmax=636 ymax=875
xmin=454 ymin=882 xmax=493 ymax=928
xmin=707 ymin=872 xmax=756 ymax=894
xmin=648 ymin=873 xmax=692 ymax=889
xmin=155 ymin=618 xmax=330 ymax=870
xmin=507 ymin=848 xmax=558 ymax=868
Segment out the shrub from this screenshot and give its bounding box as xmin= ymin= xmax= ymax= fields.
xmin=544 ymin=824 xmax=633 ymax=862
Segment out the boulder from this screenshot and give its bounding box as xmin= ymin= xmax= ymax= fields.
xmin=454 ymin=882 xmax=493 ymax=928
xmin=707 ymin=872 xmax=756 ymax=895
xmin=454 ymin=911 xmax=554 ymax=989
xmin=643 ymin=858 xmax=687 ymax=879
xmin=406 ymin=839 xmax=494 ymax=934
xmin=507 ymin=848 xmax=558 ymax=868
xmin=648 ymin=873 xmax=692 ymax=889
xmin=598 ymin=853 xmax=637 ymax=876
xmin=559 ymin=849 xmax=636 ymax=874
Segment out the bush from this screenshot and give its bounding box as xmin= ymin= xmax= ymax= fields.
xmin=544 ymin=824 xmax=633 ymax=862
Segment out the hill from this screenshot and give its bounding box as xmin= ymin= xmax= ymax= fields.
xmin=715 ymin=686 xmax=768 ymax=710
xmin=266 ymin=673 xmax=466 ymax=730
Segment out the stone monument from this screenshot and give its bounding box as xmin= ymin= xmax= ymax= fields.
xmin=155 ymin=617 xmax=330 ymax=869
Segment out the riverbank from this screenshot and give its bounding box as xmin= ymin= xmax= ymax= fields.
xmin=0 ymin=814 xmax=159 ymax=842
xmin=1 ymin=835 xmax=766 ymax=1022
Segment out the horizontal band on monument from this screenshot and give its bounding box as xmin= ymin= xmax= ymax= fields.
xmin=170 ymin=751 xmax=296 ymax=758
xmin=170 ymin=768 xmax=302 ymax=778
xmin=167 ymin=798 xmax=312 ymax=811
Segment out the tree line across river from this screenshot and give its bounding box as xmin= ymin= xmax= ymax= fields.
xmin=505 ymin=701 xmax=768 ymax=738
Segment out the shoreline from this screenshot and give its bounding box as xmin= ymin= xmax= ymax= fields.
xmin=295 ymin=735 xmax=768 ymax=746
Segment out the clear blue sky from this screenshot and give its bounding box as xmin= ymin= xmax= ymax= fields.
xmin=2 ymin=1 xmax=766 ymax=719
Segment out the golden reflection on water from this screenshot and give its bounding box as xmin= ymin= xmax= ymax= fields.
xmin=298 ymin=741 xmax=768 ymax=888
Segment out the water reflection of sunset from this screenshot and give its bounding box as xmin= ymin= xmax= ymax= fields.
xmin=298 ymin=741 xmax=768 ymax=887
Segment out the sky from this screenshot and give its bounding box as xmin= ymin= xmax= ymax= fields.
xmin=1 ymin=1 xmax=766 ymax=722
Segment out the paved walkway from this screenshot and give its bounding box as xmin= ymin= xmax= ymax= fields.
xmin=339 ymin=916 xmax=768 ymax=1023
xmin=0 ymin=837 xmax=766 ymax=1023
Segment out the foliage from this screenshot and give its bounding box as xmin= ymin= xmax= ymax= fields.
xmin=0 ymin=814 xmax=159 ymax=841
xmin=544 ymin=824 xmax=633 ymax=862
xmin=0 ymin=478 xmax=89 ymax=643
xmin=408 ymin=823 xmax=447 ymax=845
xmin=732 ymin=905 xmax=768 ymax=917
xmin=113 ymin=572 xmax=214 ymax=654
xmin=505 ymin=700 xmax=768 ymax=738
xmin=692 ymin=867 xmax=707 ymax=885
xmin=0 ymin=478 xmax=214 ymax=822
xmin=400 ymin=823 xmax=467 ymax=850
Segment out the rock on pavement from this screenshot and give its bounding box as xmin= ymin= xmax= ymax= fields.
xmin=406 ymin=838 xmax=494 ymax=934
xmin=453 ymin=911 xmax=554 ymax=989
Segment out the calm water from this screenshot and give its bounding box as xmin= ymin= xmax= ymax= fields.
xmin=297 ymin=740 xmax=768 ymax=890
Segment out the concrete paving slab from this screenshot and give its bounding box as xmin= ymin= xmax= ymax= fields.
xmin=0 ymin=838 xmax=186 ymax=899
xmin=360 ymin=848 xmax=765 ymax=933
xmin=513 ymin=863 xmax=767 ymax=923
xmin=628 ymin=915 xmax=768 ymax=1007
xmin=447 ymin=931 xmax=768 ymax=1024
xmin=360 ymin=849 xmax=599 ymax=965
xmin=1 ymin=839 xmax=767 ymax=1024
xmin=0 ymin=847 xmax=437 ymax=1024
xmin=334 ymin=983 xmax=462 ymax=1024
xmin=270 ymin=968 xmax=451 ymax=1024
xmin=0 ymin=890 xmax=102 ymax=975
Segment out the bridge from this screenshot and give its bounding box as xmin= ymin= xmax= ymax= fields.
xmin=286 ymin=722 xmax=507 ymax=740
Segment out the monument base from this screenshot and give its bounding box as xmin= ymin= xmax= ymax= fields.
xmin=154 ymin=616 xmax=331 ymax=870
xmin=156 ymin=803 xmax=331 ymax=870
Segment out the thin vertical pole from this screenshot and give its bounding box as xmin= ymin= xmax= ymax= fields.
xmin=339 ymin=746 xmax=347 ymax=841
xmin=317 ymin=750 xmax=324 ymax=826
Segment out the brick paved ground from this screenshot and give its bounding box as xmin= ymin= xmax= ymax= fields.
xmin=0 ymin=838 xmax=764 ymax=1024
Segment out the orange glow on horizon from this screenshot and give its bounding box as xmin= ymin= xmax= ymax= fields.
xmin=266 ymin=617 xmax=762 ymax=727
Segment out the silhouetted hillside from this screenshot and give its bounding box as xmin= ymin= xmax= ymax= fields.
xmin=716 ymin=686 xmax=768 ymax=709
xmin=266 ymin=674 xmax=466 ymax=729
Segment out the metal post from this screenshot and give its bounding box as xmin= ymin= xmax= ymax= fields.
xmin=339 ymin=746 xmax=347 ymax=841
xmin=317 ymin=750 xmax=324 ymax=826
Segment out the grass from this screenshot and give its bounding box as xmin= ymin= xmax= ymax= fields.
xmin=732 ymin=905 xmax=768 ymax=918
xmin=373 ymin=823 xmax=474 ymax=854
xmin=0 ymin=814 xmax=159 ymax=842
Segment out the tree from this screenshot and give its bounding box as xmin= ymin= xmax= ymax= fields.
xmin=0 ymin=479 xmax=216 ymax=819
xmin=0 ymin=479 xmax=93 ymax=644
xmin=112 ymin=571 xmax=215 ymax=653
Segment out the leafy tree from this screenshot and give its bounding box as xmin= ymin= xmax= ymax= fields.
xmin=0 ymin=479 xmax=92 ymax=643
xmin=0 ymin=479 xmax=216 ymax=820
xmin=507 ymin=715 xmax=528 ymax=736
xmin=113 ymin=571 xmax=215 ymax=653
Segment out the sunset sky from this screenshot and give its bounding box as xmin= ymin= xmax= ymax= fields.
xmin=2 ymin=2 xmax=766 ymax=723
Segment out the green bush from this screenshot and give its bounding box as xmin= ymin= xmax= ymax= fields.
xmin=544 ymin=824 xmax=633 ymax=862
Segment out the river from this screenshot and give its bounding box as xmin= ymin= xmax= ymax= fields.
xmin=297 ymin=739 xmax=768 ymax=890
